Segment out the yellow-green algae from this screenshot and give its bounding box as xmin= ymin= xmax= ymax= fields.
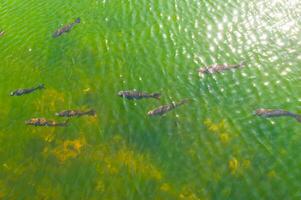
xmin=0 ymin=0 xmax=301 ymax=199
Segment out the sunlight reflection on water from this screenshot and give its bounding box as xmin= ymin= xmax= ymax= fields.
xmin=0 ymin=0 xmax=300 ymax=199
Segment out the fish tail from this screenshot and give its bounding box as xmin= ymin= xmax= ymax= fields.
xmin=178 ymin=98 xmax=190 ymax=106
xmin=232 ymin=61 xmax=245 ymax=68
xmin=198 ymin=67 xmax=208 ymax=73
xmin=87 ymin=109 xmax=96 ymax=116
xmin=238 ymin=60 xmax=246 ymax=67
xmin=152 ymin=93 xmax=161 ymax=100
xmin=62 ymin=119 xmax=69 ymax=126
xmin=37 ymin=84 xmax=45 ymax=90
xmin=294 ymin=115 xmax=301 ymax=123
xmin=75 ymin=18 xmax=81 ymax=23
xmin=52 ymin=29 xmax=61 ymax=37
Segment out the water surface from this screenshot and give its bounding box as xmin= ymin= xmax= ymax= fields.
xmin=0 ymin=0 xmax=301 ymax=199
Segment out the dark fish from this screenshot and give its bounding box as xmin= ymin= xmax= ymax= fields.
xmin=254 ymin=108 xmax=301 ymax=123
xmin=0 ymin=31 xmax=5 ymax=37
xmin=53 ymin=18 xmax=80 ymax=38
xmin=10 ymin=84 xmax=45 ymax=96
xmin=118 ymin=90 xmax=161 ymax=100
xmin=25 ymin=118 xmax=69 ymax=127
xmin=198 ymin=61 xmax=245 ymax=75
xmin=55 ymin=109 xmax=96 ymax=117
xmin=147 ymin=99 xmax=189 ymax=116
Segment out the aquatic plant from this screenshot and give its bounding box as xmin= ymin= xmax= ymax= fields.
xmin=44 ymin=137 xmax=86 ymax=162
xmin=93 ymin=135 xmax=163 ymax=181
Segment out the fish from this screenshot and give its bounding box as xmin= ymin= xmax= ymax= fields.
xmin=53 ymin=18 xmax=80 ymax=38
xmin=254 ymin=108 xmax=301 ymax=123
xmin=0 ymin=31 xmax=5 ymax=37
xmin=147 ymin=99 xmax=189 ymax=116
xmin=10 ymin=84 xmax=45 ymax=96
xmin=118 ymin=90 xmax=161 ymax=100
xmin=198 ymin=61 xmax=245 ymax=75
xmin=55 ymin=109 xmax=96 ymax=117
xmin=25 ymin=118 xmax=69 ymax=127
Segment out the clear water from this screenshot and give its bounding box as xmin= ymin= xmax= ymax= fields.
xmin=0 ymin=0 xmax=301 ymax=199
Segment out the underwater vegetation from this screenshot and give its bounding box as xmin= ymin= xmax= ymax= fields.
xmin=0 ymin=0 xmax=301 ymax=199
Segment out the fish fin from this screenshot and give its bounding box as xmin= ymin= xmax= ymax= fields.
xmin=75 ymin=18 xmax=81 ymax=23
xmin=152 ymin=93 xmax=161 ymax=100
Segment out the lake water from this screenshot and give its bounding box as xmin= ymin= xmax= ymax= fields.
xmin=0 ymin=0 xmax=301 ymax=199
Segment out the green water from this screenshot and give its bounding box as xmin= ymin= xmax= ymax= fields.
xmin=1 ymin=0 xmax=301 ymax=199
